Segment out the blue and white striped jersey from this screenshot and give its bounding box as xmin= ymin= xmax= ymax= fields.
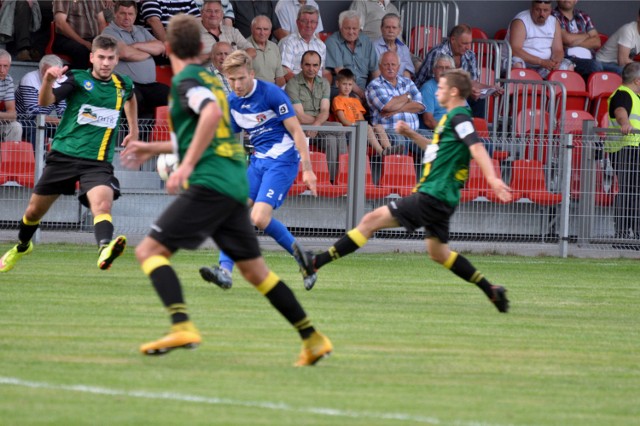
xmin=228 ymin=79 xmax=299 ymax=162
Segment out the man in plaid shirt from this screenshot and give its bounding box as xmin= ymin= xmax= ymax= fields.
xmin=553 ymin=0 xmax=612 ymax=78
xmin=366 ymin=51 xmax=424 ymax=154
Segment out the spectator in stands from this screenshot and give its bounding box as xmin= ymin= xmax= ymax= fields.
xmin=0 ymin=49 xmax=22 ymax=142
xmin=374 ymin=13 xmax=414 ymax=79
xmin=505 ymin=0 xmax=574 ymax=79
xmin=195 ymin=0 xmax=234 ymax=26
xmin=349 ymin=0 xmax=399 ymax=41
xmin=52 ymin=0 xmax=109 ymax=69
xmin=140 ymin=0 xmax=200 ymax=42
xmin=199 ymin=0 xmax=255 ymax=63
xmin=325 ymin=10 xmax=379 ymax=100
xmin=0 ymin=0 xmax=42 ymax=62
xmin=595 ymin=10 xmax=640 ymax=76
xmin=279 ymin=5 xmax=327 ymax=83
xmin=230 ymin=0 xmax=286 ymax=41
xmin=552 ymin=0 xmax=605 ymax=79
xmin=275 ymin=0 xmax=324 ymax=39
xmin=102 ymin=1 xmax=168 ymax=121
xmin=414 ymin=24 xmax=499 ymax=118
xmin=247 ymin=15 xmax=285 ymax=87
xmin=420 ymin=54 xmax=455 ymax=130
xmin=285 ymin=50 xmax=347 ymax=182
xmin=366 ymin=51 xmax=424 ymax=154
xmin=332 ymin=68 xmax=402 ymax=156
xmin=606 ymin=62 xmax=640 ymax=242
xmin=207 ymin=41 xmax=232 ymax=95
xmin=16 ymin=54 xmax=66 ymax=149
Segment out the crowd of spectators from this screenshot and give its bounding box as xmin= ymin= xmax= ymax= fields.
xmin=2 ymin=0 xmax=640 ymax=153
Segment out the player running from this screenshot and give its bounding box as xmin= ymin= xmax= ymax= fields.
xmin=0 ymin=35 xmax=136 ymax=273
xmin=121 ymin=14 xmax=332 ymax=366
xmin=296 ymin=69 xmax=512 ymax=312
xmin=198 ymin=49 xmax=318 ymax=291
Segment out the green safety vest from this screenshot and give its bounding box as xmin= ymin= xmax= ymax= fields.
xmin=606 ymin=85 xmax=640 ymax=153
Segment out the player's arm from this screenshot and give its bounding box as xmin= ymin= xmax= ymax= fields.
xmin=121 ymin=93 xmax=139 ymax=146
xmin=39 ymin=65 xmax=69 ymax=106
xmin=394 ymin=120 xmax=431 ymax=150
xmin=283 ymin=115 xmax=317 ymax=196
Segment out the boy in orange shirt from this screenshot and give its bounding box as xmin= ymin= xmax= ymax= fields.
xmin=331 ymin=69 xmax=403 ymax=156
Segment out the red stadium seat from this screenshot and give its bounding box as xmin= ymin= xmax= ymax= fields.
xmin=155 ymin=65 xmax=173 ymax=87
xmin=0 ymin=141 xmax=36 ymax=187
xmin=151 ymin=106 xmax=170 ymax=142
xmin=493 ymin=28 xmax=508 ymax=40
xmin=409 ymin=25 xmax=442 ymax=57
xmin=378 ymin=154 xmax=417 ymax=196
xmin=547 ymin=70 xmax=589 ymax=111
xmin=461 ymin=159 xmax=521 ymax=203
xmin=290 ymin=152 xmax=346 ymax=197
xmin=44 ymin=21 xmax=72 ymax=64
xmin=587 ymin=72 xmax=622 ymax=125
xmin=510 ymin=159 xmax=562 ymax=205
xmin=563 ymin=110 xmax=595 ymax=134
xmin=317 ymin=31 xmax=332 ymax=42
xmin=471 ymin=27 xmax=489 ymax=40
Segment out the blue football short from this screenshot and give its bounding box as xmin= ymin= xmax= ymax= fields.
xmin=247 ymin=157 xmax=298 ymax=209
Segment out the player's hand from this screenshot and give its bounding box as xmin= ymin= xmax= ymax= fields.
xmin=44 ymin=65 xmax=68 ymax=83
xmin=120 ymin=141 xmax=152 ymax=169
xmin=395 ymin=120 xmax=410 ymax=136
xmin=166 ymin=163 xmax=193 ymax=194
xmin=489 ymin=178 xmax=513 ymax=203
xmin=303 ymin=170 xmax=317 ymax=196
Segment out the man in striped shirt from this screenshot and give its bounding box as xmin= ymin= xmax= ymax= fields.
xmin=141 ymin=0 xmax=200 ymax=42
xmin=0 ymin=49 xmax=22 ymax=143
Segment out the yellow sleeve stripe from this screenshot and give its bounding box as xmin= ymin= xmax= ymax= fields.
xmin=22 ymin=215 xmax=40 ymax=226
xmin=255 ymin=271 xmax=280 ymax=295
xmin=347 ymin=228 xmax=368 ymax=247
xmin=93 ymin=213 xmax=112 ymax=224
xmin=142 ymin=255 xmax=171 ymax=276
xmin=443 ymin=251 xmax=458 ymax=270
xmin=97 ymin=74 xmax=124 ymax=161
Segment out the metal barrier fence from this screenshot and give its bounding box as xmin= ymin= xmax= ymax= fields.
xmin=398 ymin=0 xmax=459 ymax=60
xmin=0 ymin=114 xmax=639 ymax=257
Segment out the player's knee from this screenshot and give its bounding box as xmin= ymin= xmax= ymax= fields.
xmin=134 ymin=245 xmax=149 ymax=263
xmin=251 ymin=212 xmax=271 ymax=230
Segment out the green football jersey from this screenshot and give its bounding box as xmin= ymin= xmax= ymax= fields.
xmin=51 ymin=69 xmax=134 ymax=162
xmin=416 ymin=106 xmax=476 ymax=207
xmin=170 ymin=64 xmax=248 ymax=204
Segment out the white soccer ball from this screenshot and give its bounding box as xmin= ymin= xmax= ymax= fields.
xmin=157 ymin=153 xmax=179 ymax=181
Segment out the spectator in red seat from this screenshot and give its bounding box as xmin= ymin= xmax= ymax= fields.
xmin=247 ymin=15 xmax=285 ymax=87
xmin=595 ymin=8 xmax=640 ymax=76
xmin=504 ymin=0 xmax=574 ymax=79
xmin=102 ymin=1 xmax=168 ymax=121
xmin=553 ymin=0 xmax=609 ymax=79
xmin=16 ymin=54 xmax=67 ymax=149
xmin=198 ymin=0 xmax=255 ymax=63
xmin=52 ymin=0 xmax=109 ymax=69
xmin=0 ymin=49 xmax=22 ymax=142
xmin=229 ymin=0 xmax=286 ymax=41
xmin=206 ymin=41 xmax=232 ymax=95
xmin=373 ymin=13 xmax=414 ymax=79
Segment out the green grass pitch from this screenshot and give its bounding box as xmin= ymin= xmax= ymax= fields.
xmin=0 ymin=244 xmax=638 ymax=425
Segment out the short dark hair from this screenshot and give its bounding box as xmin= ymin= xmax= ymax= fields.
xmin=167 ymin=14 xmax=202 ymax=59
xmin=300 ymin=50 xmax=321 ymax=67
xmin=92 ymin=34 xmax=119 ymax=53
xmin=442 ymin=69 xmax=472 ymax=99
xmin=336 ymin=68 xmax=355 ymax=83
xmin=114 ymin=1 xmax=137 ymax=12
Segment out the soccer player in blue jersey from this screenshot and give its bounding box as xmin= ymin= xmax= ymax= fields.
xmin=199 ymin=49 xmax=319 ymax=290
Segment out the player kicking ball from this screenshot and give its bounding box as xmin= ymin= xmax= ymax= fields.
xmin=0 ymin=35 xmax=136 ymax=273
xmin=296 ymin=69 xmax=512 ymax=313
xmin=198 ymin=50 xmax=319 ymax=291
xmin=121 ymin=14 xmax=332 ymax=366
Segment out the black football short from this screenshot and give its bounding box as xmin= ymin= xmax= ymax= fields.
xmin=34 ymin=151 xmax=121 ymax=208
xmin=387 ymin=192 xmax=455 ymax=243
xmin=149 ymin=184 xmax=261 ymax=260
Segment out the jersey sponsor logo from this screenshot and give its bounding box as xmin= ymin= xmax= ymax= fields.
xmin=256 ymin=113 xmax=267 ymax=122
xmin=83 ymin=80 xmax=94 ymax=91
xmin=455 ymin=121 xmax=475 ymax=139
xmin=278 ymin=103 xmax=289 ymax=115
xmin=241 ymin=103 xmax=252 ymax=109
xmin=76 ymin=104 xmax=120 ymax=129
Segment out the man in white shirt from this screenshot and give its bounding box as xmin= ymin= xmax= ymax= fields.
xmin=595 ymin=10 xmax=640 ymax=75
xmin=505 ymin=0 xmax=574 ymax=78
xmin=274 ymin=0 xmax=323 ymax=38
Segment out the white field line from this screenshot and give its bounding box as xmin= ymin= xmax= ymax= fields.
xmin=0 ymin=376 xmax=510 ymax=426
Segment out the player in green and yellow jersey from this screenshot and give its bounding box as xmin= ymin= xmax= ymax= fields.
xmin=295 ymin=69 xmax=513 ymax=313
xmin=121 ymin=14 xmax=332 ymax=366
xmin=0 ymin=34 xmax=137 ymax=273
